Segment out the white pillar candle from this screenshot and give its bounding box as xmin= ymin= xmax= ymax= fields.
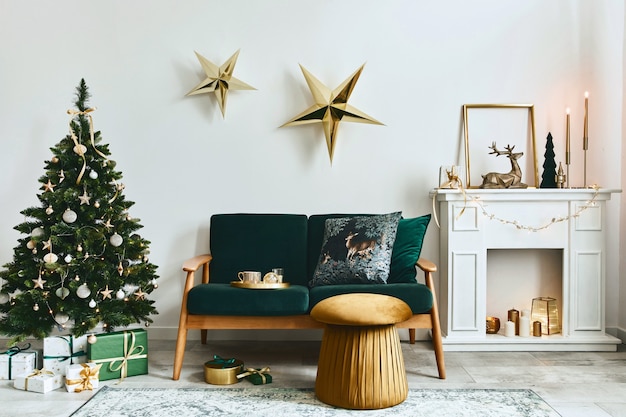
xmin=519 ymin=316 xmax=530 ymax=337
xmin=521 ymin=309 xmax=531 ymax=318
xmin=504 ymin=321 xmax=516 ymax=337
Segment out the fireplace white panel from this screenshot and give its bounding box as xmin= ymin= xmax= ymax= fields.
xmin=433 ymin=188 xmax=621 ymax=351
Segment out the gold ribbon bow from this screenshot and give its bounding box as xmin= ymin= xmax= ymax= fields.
xmin=23 ymin=368 xmax=54 ymax=391
xmin=237 ymin=367 xmax=271 ymax=384
xmin=90 ymin=331 xmax=147 ymax=383
xmin=66 ymin=363 xmax=101 ymax=392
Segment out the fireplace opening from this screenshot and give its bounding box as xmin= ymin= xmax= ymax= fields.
xmin=486 ymin=249 xmax=563 ymax=332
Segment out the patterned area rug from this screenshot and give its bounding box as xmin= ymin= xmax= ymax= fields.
xmin=70 ymin=386 xmax=560 ymax=417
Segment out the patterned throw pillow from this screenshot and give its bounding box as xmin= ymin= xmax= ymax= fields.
xmin=309 ymin=212 xmax=402 ymax=287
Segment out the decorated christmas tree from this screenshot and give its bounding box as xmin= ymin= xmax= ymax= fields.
xmin=0 ymin=79 xmax=158 ymax=344
xmin=540 ymin=132 xmax=557 ymax=188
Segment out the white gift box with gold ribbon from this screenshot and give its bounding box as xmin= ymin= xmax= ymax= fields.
xmin=65 ymin=363 xmax=101 ymax=393
xmin=14 ymin=369 xmax=64 ymax=393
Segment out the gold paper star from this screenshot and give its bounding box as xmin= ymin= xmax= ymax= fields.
xmin=33 ymin=274 xmax=47 ymax=289
xmin=41 ymin=180 xmax=55 ymax=192
xmin=281 ymin=64 xmax=383 ymax=163
xmin=186 ymin=50 xmax=256 ymax=118
xmin=100 ymin=285 xmax=113 ymax=300
xmin=78 ymin=190 xmax=91 ymax=205
xmin=103 ymin=219 xmax=114 ymax=230
xmin=134 ymin=288 xmax=146 ymax=300
xmin=42 ymin=239 xmax=52 ymax=251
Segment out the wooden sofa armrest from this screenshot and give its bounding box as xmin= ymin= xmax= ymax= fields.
xmin=182 ymin=254 xmax=213 ymax=286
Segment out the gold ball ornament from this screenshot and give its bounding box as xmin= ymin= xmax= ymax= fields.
xmin=94 ymin=201 xmax=100 ymax=208
xmin=33 ymin=303 xmax=39 ymax=311
xmin=73 ymin=144 xmax=87 ymax=156
xmin=51 ymin=156 xmax=59 ymax=163
xmin=87 ymin=334 xmax=97 ymax=344
xmin=45 ymin=206 xmax=54 ymax=215
xmin=26 ymin=240 xmax=36 ymax=250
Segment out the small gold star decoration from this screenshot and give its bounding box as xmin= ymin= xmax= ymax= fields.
xmin=41 ymin=179 xmax=55 ymax=192
xmin=33 ymin=273 xmax=47 ymax=289
xmin=134 ymin=288 xmax=146 ymax=300
xmin=78 ymin=190 xmax=91 ymax=205
xmin=100 ymin=285 xmax=113 ymax=300
xmin=186 ymin=49 xmax=256 ymax=118
xmin=280 ymin=63 xmax=383 ymax=163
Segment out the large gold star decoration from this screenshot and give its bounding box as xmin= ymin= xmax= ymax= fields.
xmin=186 ymin=49 xmax=256 ymax=118
xmin=281 ymin=64 xmax=383 ymax=163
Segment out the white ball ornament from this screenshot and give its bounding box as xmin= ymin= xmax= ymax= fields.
xmin=54 ymin=312 xmax=70 ymax=324
xmin=31 ymin=227 xmax=44 ymax=238
xmin=88 ymin=299 xmax=97 ymax=308
xmin=33 ymin=303 xmax=40 ymax=311
xmin=89 ymin=170 xmax=98 ymax=179
xmin=64 ymin=254 xmax=73 ymax=263
xmin=0 ymin=293 xmax=9 ymax=304
xmin=116 ymin=289 xmax=125 ymax=300
xmin=109 ymin=233 xmax=123 ymax=247
xmin=62 ymin=209 xmax=77 ymax=224
xmin=46 ymin=207 xmax=54 ymax=215
xmin=87 ymin=334 xmax=97 ymax=344
xmin=76 ymin=283 xmax=91 ymax=299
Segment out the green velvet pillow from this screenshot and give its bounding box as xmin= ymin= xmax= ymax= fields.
xmin=309 ymin=212 xmax=402 ymax=286
xmin=388 ymin=214 xmax=431 ymax=283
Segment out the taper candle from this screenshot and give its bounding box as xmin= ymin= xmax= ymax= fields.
xmin=565 ymin=108 xmax=571 ymax=164
xmin=583 ymin=91 xmax=589 ymax=151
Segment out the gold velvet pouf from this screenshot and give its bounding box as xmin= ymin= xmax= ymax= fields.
xmin=310 ymin=293 xmax=413 ymax=410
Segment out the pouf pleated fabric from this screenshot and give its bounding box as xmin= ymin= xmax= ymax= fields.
xmin=310 ymin=293 xmax=412 ymax=409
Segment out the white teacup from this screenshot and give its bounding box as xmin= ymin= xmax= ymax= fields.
xmin=238 ymin=271 xmax=261 ymax=283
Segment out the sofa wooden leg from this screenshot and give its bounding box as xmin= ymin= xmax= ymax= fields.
xmin=173 ymin=327 xmax=188 ymax=380
xmin=409 ymin=328 xmax=416 ymax=344
xmin=201 ymin=329 xmax=208 ymax=344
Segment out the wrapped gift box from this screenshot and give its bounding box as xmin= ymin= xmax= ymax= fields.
xmin=65 ymin=362 xmax=101 ymax=393
xmin=43 ymin=334 xmax=88 ymax=376
xmin=237 ymin=367 xmax=272 ymax=385
xmin=0 ymin=345 xmax=37 ymax=380
xmin=14 ymin=369 xmax=64 ymax=393
xmin=87 ymin=329 xmax=148 ymax=381
xmin=204 ymin=356 xmax=244 ymax=385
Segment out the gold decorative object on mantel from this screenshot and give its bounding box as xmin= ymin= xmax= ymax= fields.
xmin=463 ymin=104 xmax=539 ymax=188
xmin=280 ymin=64 xmax=383 ymax=164
xmin=186 ymin=49 xmax=256 ymax=118
xmin=479 ymin=142 xmax=528 ymax=189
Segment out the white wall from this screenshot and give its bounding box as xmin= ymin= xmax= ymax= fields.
xmin=0 ymin=0 xmax=623 ymax=340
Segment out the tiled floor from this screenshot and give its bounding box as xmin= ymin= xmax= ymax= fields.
xmin=2 ymin=338 xmax=626 ymax=417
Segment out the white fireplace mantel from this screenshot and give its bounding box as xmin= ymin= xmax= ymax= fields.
xmin=432 ymin=188 xmax=621 ymax=351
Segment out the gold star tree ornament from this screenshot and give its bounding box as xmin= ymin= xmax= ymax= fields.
xmin=281 ymin=63 xmax=383 ymax=163
xmin=186 ymin=49 xmax=256 ymax=118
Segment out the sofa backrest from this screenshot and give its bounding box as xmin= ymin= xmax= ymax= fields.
xmin=209 ymin=214 xmax=309 ymax=286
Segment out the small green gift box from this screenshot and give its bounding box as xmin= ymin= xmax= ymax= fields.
xmin=87 ymin=329 xmax=148 ymax=381
xmin=237 ymin=367 xmax=272 ymax=385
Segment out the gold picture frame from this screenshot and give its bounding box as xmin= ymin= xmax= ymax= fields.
xmin=462 ymin=104 xmax=539 ymax=188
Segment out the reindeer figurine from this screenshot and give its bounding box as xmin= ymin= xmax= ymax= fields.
xmin=480 ymin=142 xmax=528 ymax=189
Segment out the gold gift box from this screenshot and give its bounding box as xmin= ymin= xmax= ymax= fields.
xmin=203 ymin=359 xmax=243 ymax=385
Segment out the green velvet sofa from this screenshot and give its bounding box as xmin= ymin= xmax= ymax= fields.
xmin=173 ymin=213 xmax=445 ymax=380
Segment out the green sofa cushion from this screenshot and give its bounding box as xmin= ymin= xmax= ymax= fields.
xmin=388 ymin=214 xmax=431 ymax=283
xmin=188 ymin=283 xmax=310 ymax=316
xmin=209 ymin=214 xmax=309 ymax=286
xmin=309 ymin=283 xmax=433 ymax=314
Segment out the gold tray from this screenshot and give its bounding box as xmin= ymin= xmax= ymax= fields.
xmin=230 ymin=281 xmax=290 ymax=289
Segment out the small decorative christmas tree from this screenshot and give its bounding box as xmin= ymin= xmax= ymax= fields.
xmin=540 ymin=132 xmax=557 ymax=188
xmin=0 ymin=79 xmax=158 ymax=344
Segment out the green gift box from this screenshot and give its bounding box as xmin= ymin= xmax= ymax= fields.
xmin=237 ymin=367 xmax=272 ymax=385
xmin=87 ymin=329 xmax=148 ymax=381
